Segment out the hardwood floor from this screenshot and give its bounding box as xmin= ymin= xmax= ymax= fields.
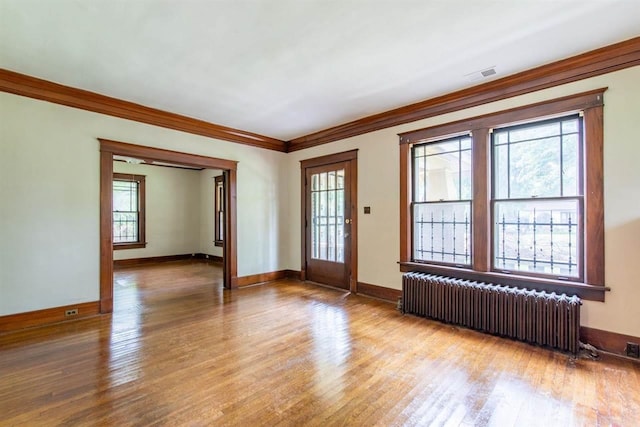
xmin=1 ymin=260 xmax=638 ymax=426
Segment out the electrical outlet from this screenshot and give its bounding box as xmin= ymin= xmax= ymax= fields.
xmin=626 ymin=342 xmax=640 ymax=358
xmin=65 ymin=309 xmax=78 ymax=317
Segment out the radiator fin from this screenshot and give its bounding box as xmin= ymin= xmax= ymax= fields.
xmin=402 ymin=273 xmax=581 ymax=354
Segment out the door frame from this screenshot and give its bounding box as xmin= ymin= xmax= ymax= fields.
xmin=99 ymin=138 xmax=238 ymax=314
xmin=300 ymin=149 xmax=358 ymax=292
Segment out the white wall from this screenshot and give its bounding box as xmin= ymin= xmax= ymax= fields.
xmin=199 ymin=168 xmax=224 ymax=258
xmin=285 ymin=66 xmax=640 ymax=338
xmin=112 ymin=161 xmax=201 ymax=260
xmin=2 ymin=66 xmax=638 ymax=339
xmin=0 ymin=92 xmax=288 ymax=315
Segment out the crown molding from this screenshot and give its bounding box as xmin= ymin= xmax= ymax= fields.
xmin=288 ymin=36 xmax=640 ymax=151
xmin=2 ymin=36 xmax=639 ymax=154
xmin=0 ymin=68 xmax=287 ymax=152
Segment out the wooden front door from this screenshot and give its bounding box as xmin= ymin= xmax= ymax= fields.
xmin=303 ymin=153 xmax=356 ymax=290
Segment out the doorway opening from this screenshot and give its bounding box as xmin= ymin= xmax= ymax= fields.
xmin=99 ymin=138 xmax=238 ymax=314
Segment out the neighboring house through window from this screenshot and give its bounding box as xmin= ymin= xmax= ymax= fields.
xmin=113 ymin=173 xmax=146 ymax=250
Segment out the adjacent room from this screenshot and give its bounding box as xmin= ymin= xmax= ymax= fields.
xmin=1 ymin=1 xmax=639 ymax=425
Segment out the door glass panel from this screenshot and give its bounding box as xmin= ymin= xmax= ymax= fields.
xmin=311 ymin=168 xmax=346 ymax=263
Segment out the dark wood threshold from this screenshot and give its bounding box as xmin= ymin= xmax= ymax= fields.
xmin=400 ymin=262 xmax=608 ymax=302
xmin=356 ymin=281 xmax=402 ymax=303
xmin=0 ymin=301 xmax=100 ymax=333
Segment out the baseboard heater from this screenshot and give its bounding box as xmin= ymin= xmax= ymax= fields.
xmin=402 ymin=272 xmax=582 ymax=354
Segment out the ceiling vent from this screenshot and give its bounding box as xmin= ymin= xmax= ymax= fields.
xmin=465 ymin=66 xmax=497 ymax=82
xmin=481 ymin=68 xmax=497 ymax=77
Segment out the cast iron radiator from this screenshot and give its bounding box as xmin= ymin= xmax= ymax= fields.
xmin=401 ymin=272 xmax=581 ymax=354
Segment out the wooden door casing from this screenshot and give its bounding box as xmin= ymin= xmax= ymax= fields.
xmin=301 ymin=150 xmax=358 ymax=292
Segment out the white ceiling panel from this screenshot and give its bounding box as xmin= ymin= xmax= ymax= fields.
xmin=1 ymin=0 xmax=639 ymax=140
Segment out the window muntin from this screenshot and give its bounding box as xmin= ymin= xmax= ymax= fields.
xmin=412 ymin=135 xmax=472 ymax=265
xmin=113 ymin=173 xmax=145 ymax=249
xmin=310 ymin=169 xmax=345 ymax=262
xmin=492 ymin=115 xmax=583 ymax=279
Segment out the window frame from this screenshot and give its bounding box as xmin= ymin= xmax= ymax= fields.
xmin=112 ymin=172 xmax=146 ymax=250
xmin=214 ymin=174 xmax=224 ymax=247
xmin=411 ymin=134 xmax=473 ymax=267
xmin=399 ymin=89 xmax=606 ymax=301
xmin=490 ymin=114 xmax=584 ymax=281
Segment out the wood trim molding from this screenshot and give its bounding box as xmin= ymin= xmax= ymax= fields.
xmin=583 ymin=105 xmax=605 ymax=287
xmin=3 ymin=37 xmax=636 ymax=155
xmin=114 ymin=254 xmax=197 ymax=268
xmin=471 ymin=128 xmax=490 ymax=272
xmin=112 ymin=172 xmax=147 ymax=251
xmin=114 ymin=254 xmax=223 ymax=268
xmin=0 ymin=301 xmax=100 ymax=333
xmin=299 ymin=149 xmax=359 ymax=168
xmin=399 ymin=88 xmax=606 ymax=144
xmin=194 ymin=253 xmax=224 ymax=263
xmin=100 ymin=140 xmax=238 ymax=313
xmin=100 ymin=138 xmax=238 ymax=171
xmin=0 ymin=68 xmax=286 ymax=152
xmin=237 ymin=270 xmax=301 ymax=287
xmin=580 ymin=326 xmax=640 ymax=358
xmin=399 ymin=262 xmax=607 ymax=301
xmin=398 ymin=90 xmax=607 ymax=301
xmin=285 ymin=270 xmax=302 ymax=280
xmin=225 ymin=168 xmax=238 ymax=289
xmin=100 ymin=150 xmax=114 ymax=313
xmin=356 ymin=282 xmax=402 ymax=303
xmin=288 ymin=36 xmax=640 ymax=151
xmin=300 ymin=150 xmax=358 ymax=291
xmin=399 ymin=143 xmax=411 ymax=264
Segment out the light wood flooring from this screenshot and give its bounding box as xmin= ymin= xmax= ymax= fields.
xmin=1 ymin=260 xmax=639 ymax=426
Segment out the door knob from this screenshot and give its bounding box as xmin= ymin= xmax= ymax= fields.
xmin=345 ymin=218 xmax=351 ymax=224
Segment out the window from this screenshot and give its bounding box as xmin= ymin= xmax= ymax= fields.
xmin=214 ymin=174 xmax=224 ymax=246
xmin=113 ymin=173 xmax=146 ymax=250
xmin=412 ymin=135 xmax=472 ymax=265
xmin=492 ymin=115 xmax=582 ymax=279
xmin=399 ymin=89 xmax=605 ymax=300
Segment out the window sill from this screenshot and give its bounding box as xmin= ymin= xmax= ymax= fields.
xmin=399 ymin=262 xmax=609 ymax=302
xmin=214 ymin=241 xmax=223 ymax=247
xmin=113 ymin=242 xmax=147 ymax=250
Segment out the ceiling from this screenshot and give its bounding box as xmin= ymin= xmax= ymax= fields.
xmin=1 ymin=1 xmax=639 ymax=141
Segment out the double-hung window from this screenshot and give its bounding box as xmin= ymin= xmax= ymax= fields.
xmin=113 ymin=173 xmax=146 ymax=250
xmin=412 ymin=135 xmax=472 ymax=266
xmin=400 ymin=89 xmax=605 ymax=300
xmin=492 ymin=115 xmax=582 ymax=279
